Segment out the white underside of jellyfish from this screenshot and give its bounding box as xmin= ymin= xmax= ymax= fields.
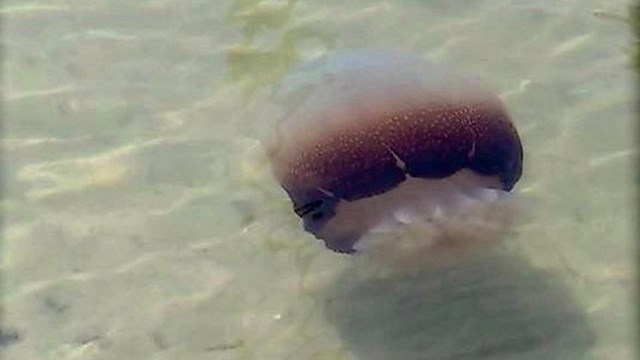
xmin=323 ymin=169 xmax=521 ymax=272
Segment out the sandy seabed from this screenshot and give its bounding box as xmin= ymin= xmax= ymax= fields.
xmin=2 ymin=0 xmax=636 ymax=359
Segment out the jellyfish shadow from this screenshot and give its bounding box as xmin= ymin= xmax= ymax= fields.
xmin=323 ymin=249 xmax=595 ymax=360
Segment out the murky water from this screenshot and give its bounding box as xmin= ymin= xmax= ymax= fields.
xmin=2 ymin=1 xmax=636 ymax=359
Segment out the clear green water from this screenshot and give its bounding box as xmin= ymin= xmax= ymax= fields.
xmin=2 ymin=0 xmax=636 ymax=359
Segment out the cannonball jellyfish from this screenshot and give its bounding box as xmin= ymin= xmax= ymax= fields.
xmin=263 ymin=50 xmax=523 ymax=268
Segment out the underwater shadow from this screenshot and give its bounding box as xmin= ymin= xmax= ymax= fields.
xmin=324 ymin=249 xmax=595 ymax=360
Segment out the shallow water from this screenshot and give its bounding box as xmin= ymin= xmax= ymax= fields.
xmin=1 ymin=0 xmax=636 ymax=359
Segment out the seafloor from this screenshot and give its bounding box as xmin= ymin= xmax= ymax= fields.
xmin=2 ymin=0 xmax=636 ymax=359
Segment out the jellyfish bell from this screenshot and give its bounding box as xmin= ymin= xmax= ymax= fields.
xmin=263 ymin=50 xmax=523 ymax=270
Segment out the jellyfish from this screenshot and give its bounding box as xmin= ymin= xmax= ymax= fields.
xmin=263 ymin=50 xmax=523 ymax=269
